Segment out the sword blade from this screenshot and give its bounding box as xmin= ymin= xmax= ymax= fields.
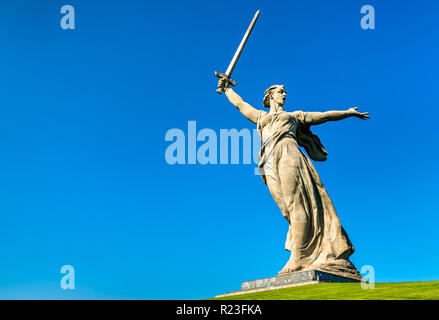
xmin=225 ymin=10 xmax=260 ymax=77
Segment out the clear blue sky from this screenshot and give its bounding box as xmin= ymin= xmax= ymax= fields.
xmin=0 ymin=0 xmax=438 ymax=299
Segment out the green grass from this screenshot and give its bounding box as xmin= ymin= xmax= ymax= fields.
xmin=210 ymin=281 xmax=439 ymax=300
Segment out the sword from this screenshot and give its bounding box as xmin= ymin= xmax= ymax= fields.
xmin=215 ymin=10 xmax=260 ymax=94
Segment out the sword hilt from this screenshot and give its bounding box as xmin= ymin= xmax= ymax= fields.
xmin=215 ymin=71 xmax=237 ymax=94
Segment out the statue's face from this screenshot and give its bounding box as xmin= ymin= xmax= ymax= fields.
xmin=271 ymin=87 xmax=286 ymax=106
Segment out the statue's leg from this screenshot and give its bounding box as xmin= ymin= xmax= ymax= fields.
xmin=265 ymin=175 xmax=289 ymax=223
xmin=277 ymin=155 xmax=311 ymax=272
xmin=265 ymin=174 xmax=299 ymax=274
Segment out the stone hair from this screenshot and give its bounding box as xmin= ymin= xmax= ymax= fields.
xmin=263 ymin=85 xmax=285 ymax=108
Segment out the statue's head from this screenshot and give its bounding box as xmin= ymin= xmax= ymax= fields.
xmin=263 ymin=85 xmax=286 ymax=108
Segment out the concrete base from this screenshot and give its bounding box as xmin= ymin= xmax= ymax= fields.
xmin=215 ymin=270 xmax=361 ymax=298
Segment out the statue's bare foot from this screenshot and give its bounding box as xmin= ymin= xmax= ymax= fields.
xmin=278 ymin=260 xmax=303 ymax=275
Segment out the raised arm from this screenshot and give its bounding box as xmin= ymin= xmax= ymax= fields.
xmin=218 ymin=78 xmax=260 ymax=124
xmin=307 ymin=107 xmax=370 ymax=125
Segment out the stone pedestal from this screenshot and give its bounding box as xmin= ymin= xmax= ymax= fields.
xmin=215 ymin=270 xmax=362 ymax=298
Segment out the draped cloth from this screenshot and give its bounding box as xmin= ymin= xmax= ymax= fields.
xmin=256 ymin=110 xmax=361 ymax=278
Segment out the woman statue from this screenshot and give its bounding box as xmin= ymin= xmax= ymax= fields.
xmin=217 ymin=78 xmax=369 ymax=279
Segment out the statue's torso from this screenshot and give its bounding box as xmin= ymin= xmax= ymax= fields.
xmin=259 ymin=111 xmax=299 ymax=144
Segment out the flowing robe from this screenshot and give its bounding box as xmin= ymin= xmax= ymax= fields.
xmin=257 ymin=110 xmax=361 ymax=278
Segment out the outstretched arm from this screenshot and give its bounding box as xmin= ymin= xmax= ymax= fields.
xmin=308 ymin=107 xmax=370 ymax=125
xmin=219 ymin=78 xmax=260 ymax=124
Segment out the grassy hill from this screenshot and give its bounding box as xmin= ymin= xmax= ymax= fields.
xmin=211 ymin=281 xmax=439 ymax=300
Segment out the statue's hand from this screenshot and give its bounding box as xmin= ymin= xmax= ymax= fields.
xmin=217 ymin=77 xmax=229 ymax=92
xmin=349 ymin=107 xmax=370 ymax=120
